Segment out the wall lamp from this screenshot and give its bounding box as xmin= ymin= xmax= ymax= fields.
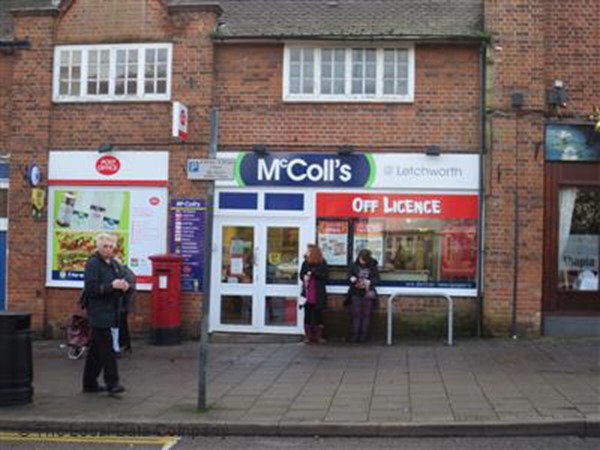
xmin=251 ymin=144 xmax=268 ymax=156
xmin=97 ymin=144 xmax=114 ymax=153
xmin=337 ymin=145 xmax=355 ymax=155
xmin=425 ymin=145 xmax=441 ymax=156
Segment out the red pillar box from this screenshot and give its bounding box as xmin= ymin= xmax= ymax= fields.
xmin=149 ymin=254 xmax=184 ymax=345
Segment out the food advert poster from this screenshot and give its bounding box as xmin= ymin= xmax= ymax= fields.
xmin=353 ymin=221 xmax=384 ymax=263
xmin=170 ymin=199 xmax=205 ymax=292
xmin=318 ymin=221 xmax=348 ymax=266
xmin=47 ymin=187 xmax=168 ymax=289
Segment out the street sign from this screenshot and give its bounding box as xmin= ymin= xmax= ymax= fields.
xmin=187 ymin=159 xmax=235 ymax=180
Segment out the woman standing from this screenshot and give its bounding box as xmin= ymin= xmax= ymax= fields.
xmin=299 ymin=244 xmax=329 ymax=344
xmin=347 ymin=248 xmax=380 ymax=343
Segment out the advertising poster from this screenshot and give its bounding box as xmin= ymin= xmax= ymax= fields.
xmin=51 ymin=190 xmax=130 ymax=282
xmin=48 ymin=187 xmax=167 ymax=290
xmin=46 ymin=151 xmax=169 ymax=290
xmin=170 ymin=199 xmax=205 ymax=292
xmin=353 ymin=221 xmax=384 ymax=263
xmin=317 ymin=221 xmax=348 ymax=266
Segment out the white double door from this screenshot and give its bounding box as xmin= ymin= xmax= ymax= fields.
xmin=210 ymin=217 xmax=311 ymax=334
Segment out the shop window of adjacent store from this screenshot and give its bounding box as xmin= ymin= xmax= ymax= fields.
xmin=283 ymin=45 xmax=414 ymax=102
xmin=557 ymin=187 xmax=599 ymax=292
xmin=53 ymin=44 xmax=172 ymax=102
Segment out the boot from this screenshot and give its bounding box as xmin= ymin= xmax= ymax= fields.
xmin=303 ymin=325 xmax=312 ymax=344
xmin=315 ymin=325 xmax=327 ymax=344
xmin=309 ymin=326 xmax=319 ymax=344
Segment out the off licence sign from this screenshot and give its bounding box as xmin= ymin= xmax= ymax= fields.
xmin=317 ymin=193 xmax=479 ymax=219
xmin=187 ymin=159 xmax=235 ymax=180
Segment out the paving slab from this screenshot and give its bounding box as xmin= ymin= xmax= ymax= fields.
xmin=0 ymin=338 xmax=598 ymax=437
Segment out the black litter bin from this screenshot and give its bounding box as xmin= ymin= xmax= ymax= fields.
xmin=0 ymin=312 xmax=33 ymax=406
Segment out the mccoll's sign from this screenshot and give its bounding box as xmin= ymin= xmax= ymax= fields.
xmin=235 ymin=153 xmax=374 ymax=187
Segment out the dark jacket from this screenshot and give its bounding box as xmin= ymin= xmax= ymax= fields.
xmin=83 ymin=252 xmax=125 ymax=329
xmin=118 ymin=263 xmax=137 ymax=313
xmin=300 ymin=259 xmax=329 ymax=309
xmin=347 ymin=257 xmax=380 ymax=299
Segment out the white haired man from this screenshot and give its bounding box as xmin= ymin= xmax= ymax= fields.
xmin=82 ymin=233 xmax=129 ymax=394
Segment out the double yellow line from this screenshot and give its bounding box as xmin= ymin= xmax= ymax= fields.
xmin=0 ymin=432 xmax=180 ymax=449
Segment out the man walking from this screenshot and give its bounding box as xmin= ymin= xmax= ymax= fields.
xmin=82 ymin=233 xmax=129 ymax=394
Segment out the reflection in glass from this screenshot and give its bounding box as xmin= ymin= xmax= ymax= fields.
xmin=221 ymin=226 xmax=254 ymax=284
xmin=265 ymin=297 xmax=297 ymax=326
xmin=266 ymin=227 xmax=299 ymax=284
xmin=317 ymin=217 xmax=478 ymax=287
xmin=558 ymin=187 xmax=599 ymax=291
xmin=221 ymin=295 xmax=252 ymax=325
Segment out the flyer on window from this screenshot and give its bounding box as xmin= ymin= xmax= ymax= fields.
xmin=317 ymin=221 xmax=348 ymax=266
xmin=353 ymin=221 xmax=384 ymax=263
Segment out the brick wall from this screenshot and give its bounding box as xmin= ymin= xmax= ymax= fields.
xmin=483 ymin=0 xmax=599 ymax=335
xmin=0 ymin=54 xmax=13 ymax=153
xmin=216 ymin=43 xmax=482 ymax=149
xmin=7 ymin=0 xmax=217 ymax=335
xmin=7 ymin=11 xmax=55 ymax=331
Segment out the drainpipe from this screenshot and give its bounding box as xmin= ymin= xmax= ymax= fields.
xmin=510 ymin=110 xmax=521 ymax=339
xmin=476 ymin=42 xmax=487 ymax=338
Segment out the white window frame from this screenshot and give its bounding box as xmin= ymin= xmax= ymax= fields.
xmin=283 ymin=43 xmax=415 ymax=103
xmin=53 ymin=43 xmax=173 ymax=103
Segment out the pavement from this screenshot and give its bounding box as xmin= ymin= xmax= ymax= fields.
xmin=0 ymin=338 xmax=598 ymax=437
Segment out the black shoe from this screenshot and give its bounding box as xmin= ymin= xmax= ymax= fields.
xmin=83 ymin=385 xmax=106 ymax=393
xmin=107 ymin=385 xmax=125 ymax=395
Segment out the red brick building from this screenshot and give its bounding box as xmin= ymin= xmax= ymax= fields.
xmin=0 ymin=0 xmax=597 ymax=339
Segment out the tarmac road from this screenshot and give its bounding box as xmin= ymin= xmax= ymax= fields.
xmin=0 ymin=433 xmax=598 ymax=450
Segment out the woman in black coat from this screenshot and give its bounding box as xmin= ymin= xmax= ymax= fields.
xmin=347 ymin=248 xmax=380 ymax=343
xmin=299 ymin=244 xmax=328 ymax=344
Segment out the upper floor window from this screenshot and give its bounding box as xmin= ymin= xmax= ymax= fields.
xmin=283 ymin=44 xmax=414 ymax=102
xmin=53 ymin=43 xmax=172 ymax=102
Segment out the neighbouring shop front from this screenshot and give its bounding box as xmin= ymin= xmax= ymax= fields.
xmin=543 ymin=123 xmax=600 ymax=335
xmin=46 ymin=151 xmax=169 ymax=291
xmin=210 ymin=151 xmax=481 ymax=335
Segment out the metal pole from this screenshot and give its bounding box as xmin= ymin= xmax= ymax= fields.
xmin=198 ymin=108 xmax=218 ymax=410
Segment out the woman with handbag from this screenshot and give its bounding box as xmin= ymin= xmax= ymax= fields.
xmin=299 ymin=244 xmax=329 ymax=344
xmin=347 ymin=248 xmax=380 ymax=343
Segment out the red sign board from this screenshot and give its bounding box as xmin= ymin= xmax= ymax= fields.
xmin=172 ymin=102 xmax=188 ymax=141
xmin=95 ymin=155 xmax=121 ymax=176
xmin=317 ymin=193 xmax=478 ymax=219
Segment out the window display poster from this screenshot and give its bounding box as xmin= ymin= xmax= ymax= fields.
xmin=560 ymin=235 xmax=599 ymax=271
xmin=318 ymin=221 xmax=348 ymax=265
xmin=353 ymin=221 xmax=384 ymax=263
xmin=48 ymin=187 xmax=168 ymax=289
xmin=170 ymin=199 xmax=205 ymax=292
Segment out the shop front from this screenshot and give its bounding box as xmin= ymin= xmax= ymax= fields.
xmin=543 ymin=123 xmax=600 ymax=335
xmin=210 ymin=151 xmax=481 ymax=335
xmin=46 ymin=151 xmax=169 ymax=291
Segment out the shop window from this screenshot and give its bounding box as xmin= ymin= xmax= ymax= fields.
xmin=266 ymin=227 xmax=299 ymax=285
xmin=318 ymin=217 xmax=477 ymax=288
xmin=265 ymin=296 xmax=297 ymax=326
xmin=221 ymin=226 xmax=254 ymax=284
xmin=264 ymin=193 xmax=304 ymax=211
xmin=316 ymin=192 xmax=478 ymax=289
xmin=53 ymin=43 xmax=172 ymax=102
xmin=284 ymin=44 xmax=414 ymax=102
xmin=218 ymin=192 xmax=258 ymax=210
xmin=558 ymin=187 xmax=599 ymax=292
xmin=221 ymin=295 xmax=252 ymax=325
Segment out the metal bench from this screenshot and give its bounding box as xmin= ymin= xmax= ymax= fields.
xmin=386 ymin=291 xmax=455 ymax=346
